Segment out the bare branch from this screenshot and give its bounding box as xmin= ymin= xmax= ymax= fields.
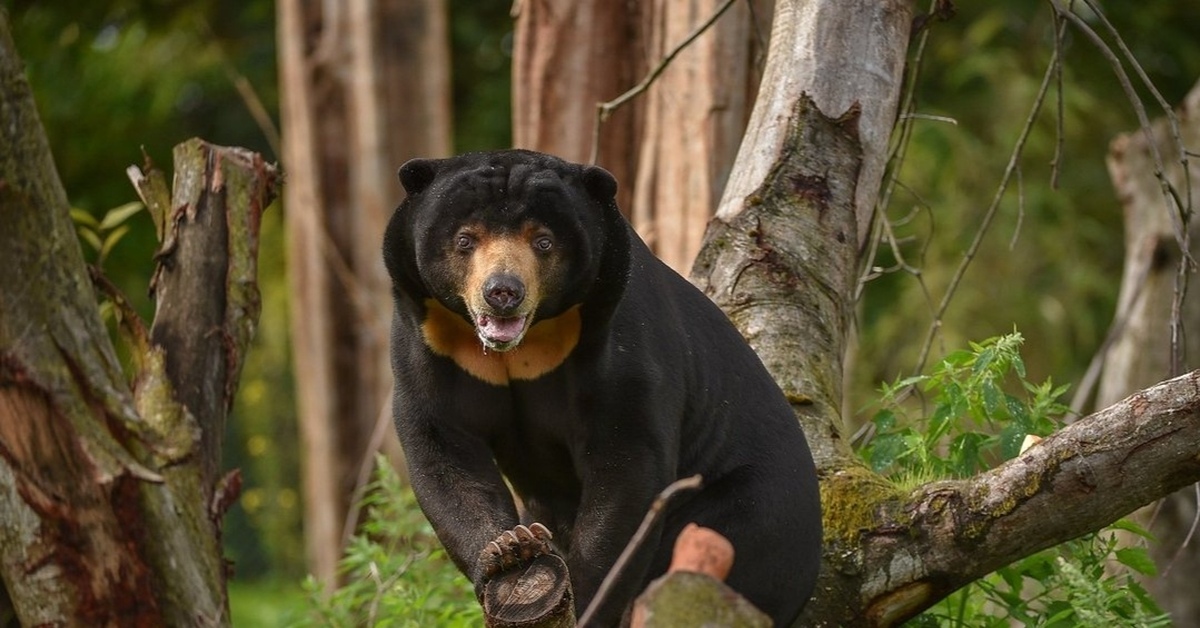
xmin=913 ymin=15 xmax=1067 ymax=374
xmin=856 ymin=369 xmax=1200 ymax=625
xmin=578 ymin=475 xmax=703 ymax=627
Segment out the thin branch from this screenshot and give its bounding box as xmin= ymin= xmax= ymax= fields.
xmin=588 ymin=0 xmax=740 ymax=164
xmin=340 ymin=384 xmax=396 ymax=551
xmin=1009 ymin=165 xmax=1025 ymax=251
xmin=1052 ymin=0 xmax=1194 ymax=375
xmin=1067 ymin=251 xmax=1152 ymax=417
xmin=1048 ymin=10 xmax=1066 ymax=190
xmin=1051 ymin=2 xmax=1186 ymax=246
xmin=858 ymin=0 xmax=942 ymax=301
xmin=914 ymin=16 xmax=1068 ymax=374
xmin=578 ymin=474 xmax=704 ymax=627
xmin=1161 ymin=483 xmax=1200 ymax=578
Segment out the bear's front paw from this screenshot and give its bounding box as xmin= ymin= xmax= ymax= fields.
xmin=479 ymin=522 xmax=554 ymax=580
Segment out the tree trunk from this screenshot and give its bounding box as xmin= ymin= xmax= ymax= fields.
xmin=1099 ymin=78 xmax=1200 ymax=624
xmin=0 ymin=13 xmax=278 ymax=625
xmin=276 ymin=0 xmax=452 ymax=587
xmin=512 ymin=0 xmax=648 ymax=214
xmin=628 ymin=0 xmax=769 ymax=272
xmin=512 ymin=0 xmax=770 ymax=273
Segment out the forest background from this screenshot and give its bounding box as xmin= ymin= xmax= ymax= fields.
xmin=6 ymin=0 xmax=1200 ymax=623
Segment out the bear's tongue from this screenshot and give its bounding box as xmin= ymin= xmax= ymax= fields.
xmin=477 ymin=314 xmax=526 ymax=345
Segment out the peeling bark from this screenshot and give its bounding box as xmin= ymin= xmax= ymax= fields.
xmin=715 ymin=0 xmax=911 ymax=249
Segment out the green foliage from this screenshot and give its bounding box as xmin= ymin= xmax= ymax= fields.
xmin=852 ymin=1 xmax=1200 ymax=417
xmin=292 ymin=457 xmax=481 ymax=628
xmin=70 ymin=201 xmax=143 ymax=268
xmin=859 ymin=334 xmax=1169 ymax=627
xmin=229 ymin=578 xmax=306 ymax=627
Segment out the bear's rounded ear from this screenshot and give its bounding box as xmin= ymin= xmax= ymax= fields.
xmin=398 ymin=159 xmax=438 ymax=195
xmin=580 ymin=165 xmax=617 ymax=202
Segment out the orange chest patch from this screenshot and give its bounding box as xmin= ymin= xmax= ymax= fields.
xmin=420 ymin=299 xmax=581 ymax=385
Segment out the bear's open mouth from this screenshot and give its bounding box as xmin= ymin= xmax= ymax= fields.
xmin=476 ymin=314 xmax=529 ymax=349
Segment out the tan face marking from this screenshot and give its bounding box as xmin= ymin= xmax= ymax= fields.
xmin=462 ymin=229 xmax=544 ymax=324
xmin=421 ymin=299 xmax=581 ymax=385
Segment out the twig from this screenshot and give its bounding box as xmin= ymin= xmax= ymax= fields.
xmin=1048 ymin=10 xmax=1066 ymax=190
xmin=577 ymin=474 xmax=704 ymax=627
xmin=858 ymin=0 xmax=941 ymax=301
xmin=1009 ymin=165 xmax=1025 ymax=251
xmin=1053 ymin=0 xmax=1194 ymax=374
xmin=1161 ymin=482 xmax=1200 ymax=578
xmin=913 ymin=14 xmax=1068 ymax=375
xmin=340 ymin=383 xmax=397 ymax=550
xmin=588 ymin=0 xmax=740 ymax=164
xmin=1067 ymin=251 xmax=1152 ymax=417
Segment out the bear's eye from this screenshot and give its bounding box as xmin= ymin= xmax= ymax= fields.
xmin=455 ymin=234 xmax=475 ymax=251
xmin=533 ymin=236 xmax=554 ymax=252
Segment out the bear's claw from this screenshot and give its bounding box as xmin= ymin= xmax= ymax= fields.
xmin=479 ymin=523 xmax=554 ymax=579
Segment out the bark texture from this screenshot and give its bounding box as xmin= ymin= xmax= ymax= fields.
xmin=1100 ymin=78 xmax=1200 ymax=624
xmin=277 ymin=0 xmax=452 ymax=586
xmin=512 ymin=0 xmax=770 ymax=273
xmin=0 ymin=14 xmax=278 ymax=625
xmin=512 ymin=0 xmax=647 ymax=213
xmin=716 ymin=0 xmax=911 ymax=248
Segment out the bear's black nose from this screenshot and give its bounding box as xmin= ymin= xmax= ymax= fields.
xmin=483 ymin=274 xmax=526 ymax=314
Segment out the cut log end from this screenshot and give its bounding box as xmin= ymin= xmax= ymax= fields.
xmin=668 ymin=522 xmax=735 ymax=580
xmin=633 ymin=524 xmax=769 ymax=628
xmin=482 ymin=553 xmax=574 ymax=628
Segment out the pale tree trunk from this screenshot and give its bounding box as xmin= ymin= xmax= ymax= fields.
xmin=276 ymin=0 xmax=452 ymax=587
xmin=512 ymin=0 xmax=770 ymax=273
xmin=0 ymin=13 xmax=278 ymax=625
xmin=1098 ymin=78 xmax=1200 ymax=624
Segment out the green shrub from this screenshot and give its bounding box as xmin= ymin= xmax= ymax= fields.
xmin=292 ymin=457 xmax=481 ymax=628
xmin=860 ymin=333 xmax=1169 ymax=627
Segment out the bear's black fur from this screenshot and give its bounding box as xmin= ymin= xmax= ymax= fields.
xmin=383 ymin=150 xmax=821 ymax=626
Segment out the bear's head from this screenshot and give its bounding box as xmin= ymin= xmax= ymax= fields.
xmin=383 ymin=150 xmax=626 ymax=353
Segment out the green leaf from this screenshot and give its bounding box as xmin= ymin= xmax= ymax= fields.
xmin=928 ymin=404 xmax=954 ymax=442
xmin=1005 ymin=394 xmax=1030 ymax=427
xmin=893 ymin=375 xmax=927 ymax=390
xmin=79 ymin=227 xmax=102 ymax=252
xmin=998 ymin=423 xmax=1026 ymax=459
xmin=99 ymin=224 xmax=130 ymax=262
xmin=982 ymin=380 xmax=1002 ymax=418
xmin=973 ymin=347 xmax=996 ymax=375
xmin=70 ymin=207 xmax=99 ymax=227
xmin=1108 ymin=518 xmax=1156 ymax=541
xmin=99 ymin=201 xmax=145 ymax=230
xmin=942 ymin=349 xmax=974 ymax=367
xmin=1114 ymin=547 xmax=1157 ymax=576
xmin=872 ymin=409 xmax=896 ymax=432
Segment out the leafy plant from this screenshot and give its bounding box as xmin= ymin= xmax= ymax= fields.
xmin=292 ymin=456 xmax=481 ymax=628
xmin=71 ymin=201 xmax=143 ymax=268
xmin=860 ymin=333 xmax=1169 ymax=627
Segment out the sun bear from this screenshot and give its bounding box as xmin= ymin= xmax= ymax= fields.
xmin=382 ymin=149 xmax=821 ymax=626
